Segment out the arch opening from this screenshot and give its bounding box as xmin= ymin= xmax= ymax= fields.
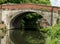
xmin=10 ymin=12 xmax=49 ymax=30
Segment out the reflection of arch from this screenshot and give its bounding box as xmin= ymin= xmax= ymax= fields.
xmin=10 ymin=12 xmax=43 ymax=29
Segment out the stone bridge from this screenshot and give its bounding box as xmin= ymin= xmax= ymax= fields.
xmin=0 ymin=4 xmax=60 ymax=44
xmin=0 ymin=4 xmax=60 ymax=29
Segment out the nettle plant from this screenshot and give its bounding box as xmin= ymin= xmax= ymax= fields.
xmin=42 ymin=22 xmax=60 ymax=44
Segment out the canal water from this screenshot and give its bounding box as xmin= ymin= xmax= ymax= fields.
xmin=10 ymin=29 xmax=45 ymax=44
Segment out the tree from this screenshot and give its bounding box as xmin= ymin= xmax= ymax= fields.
xmin=0 ymin=0 xmax=7 ymax=4
xmin=0 ymin=0 xmax=51 ymax=5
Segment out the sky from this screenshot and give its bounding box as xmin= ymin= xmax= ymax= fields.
xmin=50 ymin=0 xmax=60 ymax=7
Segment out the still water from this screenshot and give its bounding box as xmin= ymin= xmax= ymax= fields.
xmin=10 ymin=28 xmax=45 ymax=44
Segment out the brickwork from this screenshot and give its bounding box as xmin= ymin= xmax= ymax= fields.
xmin=0 ymin=4 xmax=60 ymax=12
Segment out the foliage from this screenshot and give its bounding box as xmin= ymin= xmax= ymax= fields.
xmin=0 ymin=0 xmax=51 ymax=5
xmin=41 ymin=22 xmax=60 ymax=44
xmin=0 ymin=0 xmax=7 ymax=4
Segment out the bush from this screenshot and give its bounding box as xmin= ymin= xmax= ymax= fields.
xmin=41 ymin=22 xmax=60 ymax=44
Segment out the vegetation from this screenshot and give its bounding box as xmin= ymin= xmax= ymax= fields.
xmin=0 ymin=0 xmax=7 ymax=4
xmin=0 ymin=0 xmax=50 ymax=5
xmin=44 ymin=22 xmax=60 ymax=44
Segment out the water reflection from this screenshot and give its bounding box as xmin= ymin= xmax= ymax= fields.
xmin=10 ymin=28 xmax=45 ymax=44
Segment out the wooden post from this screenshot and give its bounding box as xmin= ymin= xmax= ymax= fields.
xmin=51 ymin=7 xmax=53 ymax=26
xmin=0 ymin=37 xmax=1 ymax=44
xmin=0 ymin=11 xmax=2 ymax=23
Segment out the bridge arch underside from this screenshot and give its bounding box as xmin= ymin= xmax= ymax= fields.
xmin=10 ymin=11 xmax=50 ymax=29
xmin=9 ymin=11 xmax=49 ymax=44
